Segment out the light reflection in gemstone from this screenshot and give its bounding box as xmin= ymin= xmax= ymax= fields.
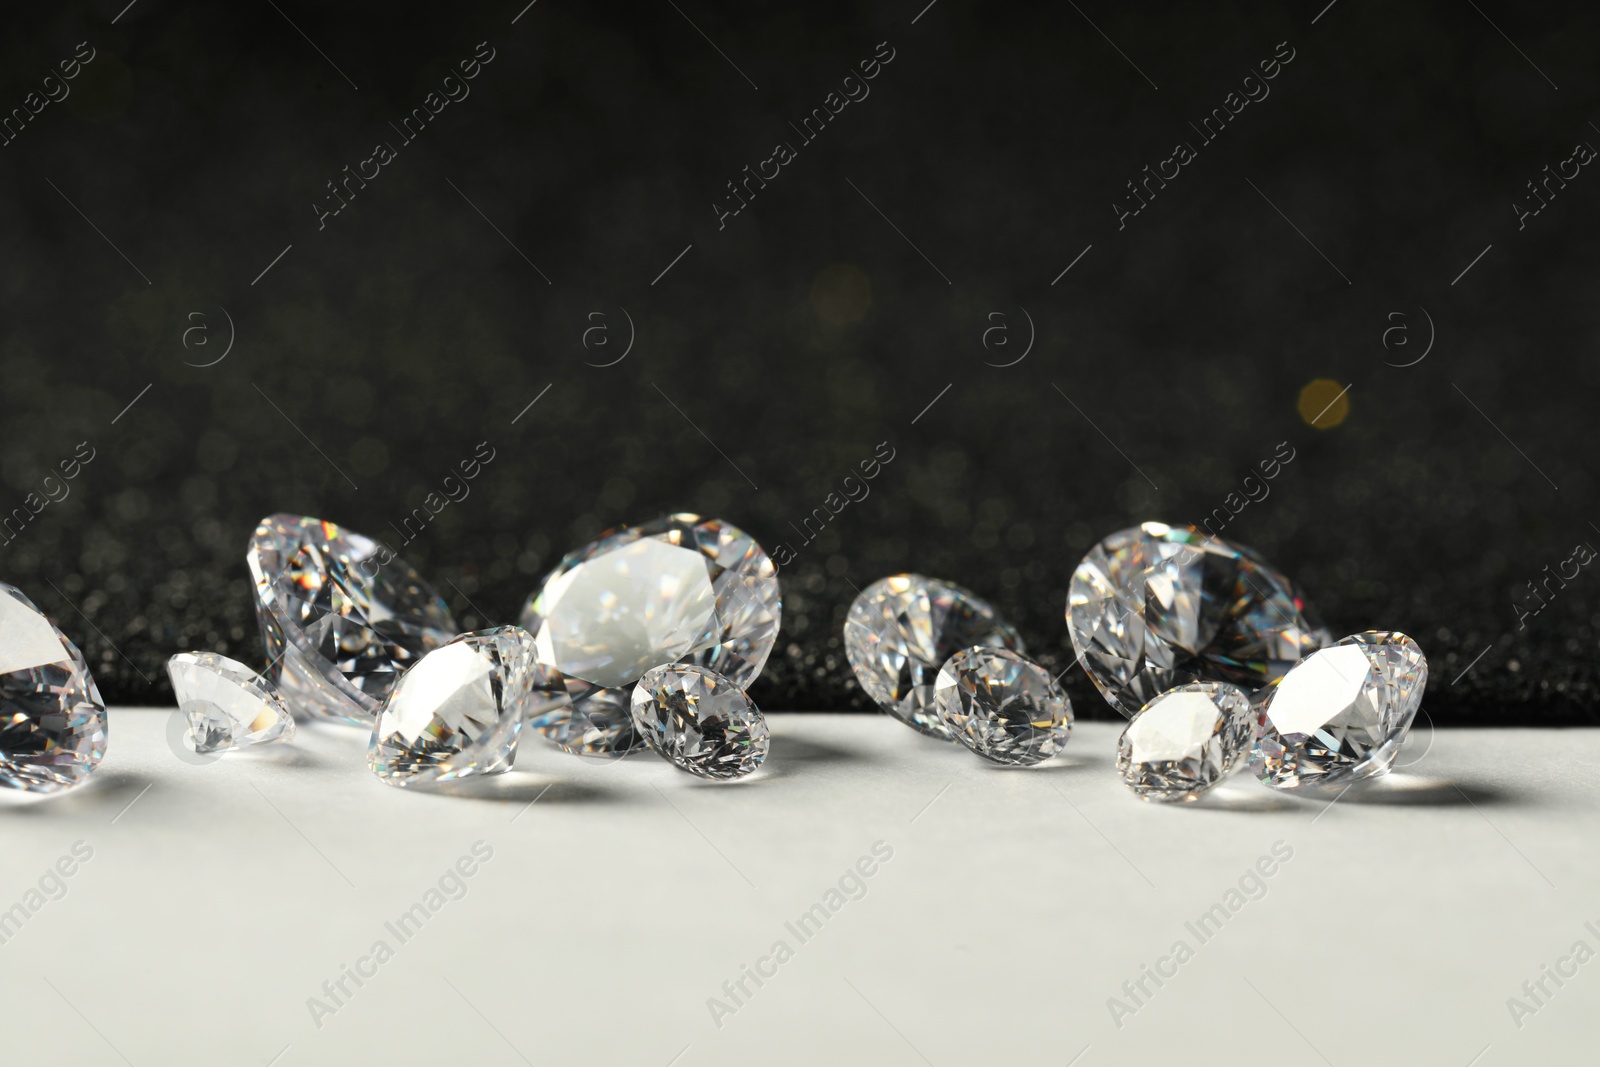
xmin=248 ymin=513 xmax=457 ymax=726
xmin=843 ymin=574 xmax=1023 ymax=741
xmin=933 ymin=647 xmax=1071 ymax=766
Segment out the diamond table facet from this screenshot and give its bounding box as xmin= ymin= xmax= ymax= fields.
xmin=1252 ymin=631 xmax=1428 ymax=791
xmin=248 ymin=513 xmax=458 ymax=726
xmin=0 ymin=583 xmax=107 ymax=793
xmin=370 ymin=626 xmax=563 ymax=787
xmin=933 ymin=647 xmax=1072 ymax=766
xmin=844 ymin=575 xmax=1023 ymax=741
xmin=520 ymin=514 xmax=780 ymax=758
xmin=1067 ymin=522 xmax=1330 ymax=717
xmin=1117 ymin=681 xmax=1255 ymax=802
xmin=167 ymin=651 xmax=295 ymax=754
xmin=630 ymin=663 xmax=769 ymax=781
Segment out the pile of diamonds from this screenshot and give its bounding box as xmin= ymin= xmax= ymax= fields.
xmin=842 ymin=522 xmax=1427 ymax=804
xmin=167 ymin=513 xmax=782 ymax=786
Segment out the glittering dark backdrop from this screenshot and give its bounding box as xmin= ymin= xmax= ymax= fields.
xmin=2 ymin=1 xmax=1597 ymax=721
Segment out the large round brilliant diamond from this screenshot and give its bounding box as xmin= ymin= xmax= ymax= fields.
xmin=0 ymin=583 xmax=107 ymax=793
xmin=1251 ymin=631 xmax=1428 ymax=791
xmin=519 ymin=514 xmax=780 ymax=757
xmin=248 ymin=513 xmax=458 ymax=726
xmin=1067 ymin=522 xmax=1330 ymax=717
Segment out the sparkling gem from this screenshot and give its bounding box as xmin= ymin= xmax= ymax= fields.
xmin=933 ymin=647 xmax=1071 ymax=765
xmin=520 ymin=514 xmax=780 ymax=757
xmin=630 ymin=664 xmax=769 ymax=781
xmin=167 ymin=652 xmax=295 ymax=754
xmin=0 ymin=583 xmax=106 ymax=794
xmin=1117 ymin=681 xmax=1255 ymax=802
xmin=1251 ymin=631 xmax=1428 ymax=791
xmin=844 ymin=575 xmax=1023 ymax=740
xmin=370 ymin=627 xmax=563 ymax=787
xmin=248 ymin=513 xmax=458 ymax=726
xmin=1067 ymin=522 xmax=1331 ymax=717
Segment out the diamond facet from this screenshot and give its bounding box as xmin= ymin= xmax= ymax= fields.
xmin=1117 ymin=681 xmax=1255 ymax=802
xmin=0 ymin=583 xmax=106 ymax=793
xmin=1067 ymin=522 xmax=1331 ymax=717
xmin=933 ymin=648 xmax=1071 ymax=765
xmin=167 ymin=652 xmax=295 ymax=753
xmin=370 ymin=626 xmax=562 ymax=787
xmin=844 ymin=575 xmax=1023 ymax=740
xmin=248 ymin=514 xmax=458 ymax=726
xmin=1251 ymin=631 xmax=1428 ymax=791
xmin=519 ymin=515 xmax=780 ymax=757
xmin=630 ymin=664 xmax=769 ymax=781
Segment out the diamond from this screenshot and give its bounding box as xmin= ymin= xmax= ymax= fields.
xmin=248 ymin=514 xmax=458 ymax=726
xmin=630 ymin=664 xmax=769 ymax=781
xmin=0 ymin=583 xmax=106 ymax=794
xmin=1117 ymin=681 xmax=1255 ymax=802
xmin=167 ymin=652 xmax=295 ymax=753
xmin=519 ymin=514 xmax=780 ymax=757
xmin=1251 ymin=631 xmax=1428 ymax=791
xmin=1067 ymin=522 xmax=1330 ymax=717
xmin=933 ymin=647 xmax=1071 ymax=765
xmin=844 ymin=575 xmax=1023 ymax=740
xmin=370 ymin=626 xmax=564 ymax=787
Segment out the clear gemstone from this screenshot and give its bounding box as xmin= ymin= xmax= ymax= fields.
xmin=1251 ymin=631 xmax=1428 ymax=791
xmin=1117 ymin=681 xmax=1255 ymax=802
xmin=844 ymin=575 xmax=1023 ymax=740
xmin=248 ymin=514 xmax=458 ymax=726
xmin=933 ymin=647 xmax=1071 ymax=766
xmin=1067 ymin=522 xmax=1331 ymax=717
xmin=370 ymin=627 xmax=565 ymax=787
xmin=520 ymin=515 xmax=780 ymax=757
xmin=630 ymin=664 xmax=769 ymax=780
xmin=167 ymin=652 xmax=295 ymax=753
xmin=0 ymin=583 xmax=106 ymax=794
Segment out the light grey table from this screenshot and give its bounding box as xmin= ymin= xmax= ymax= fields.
xmin=1 ymin=711 xmax=1593 ymax=1066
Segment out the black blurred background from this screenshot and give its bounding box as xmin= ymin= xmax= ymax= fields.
xmin=1 ymin=0 xmax=1596 ymax=721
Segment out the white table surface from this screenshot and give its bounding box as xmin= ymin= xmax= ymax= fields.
xmin=1 ymin=710 xmax=1594 ymax=1066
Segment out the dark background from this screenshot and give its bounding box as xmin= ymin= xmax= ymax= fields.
xmin=1 ymin=0 xmax=1596 ymax=722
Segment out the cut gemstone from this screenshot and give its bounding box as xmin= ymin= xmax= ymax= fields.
xmin=520 ymin=514 xmax=780 ymax=758
xmin=1251 ymin=631 xmax=1428 ymax=791
xmin=630 ymin=664 xmax=769 ymax=781
xmin=0 ymin=583 xmax=106 ymax=794
xmin=248 ymin=514 xmax=458 ymax=726
xmin=167 ymin=652 xmax=295 ymax=753
xmin=933 ymin=647 xmax=1071 ymax=766
xmin=844 ymin=574 xmax=1023 ymax=740
xmin=370 ymin=627 xmax=564 ymax=787
xmin=1117 ymin=681 xmax=1255 ymax=802
xmin=1067 ymin=522 xmax=1331 ymax=717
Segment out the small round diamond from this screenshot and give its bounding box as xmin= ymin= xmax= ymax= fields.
xmin=631 ymin=664 xmax=769 ymax=781
xmin=1117 ymin=682 xmax=1255 ymax=802
xmin=370 ymin=627 xmax=565 ymax=788
xmin=844 ymin=575 xmax=1023 ymax=740
xmin=933 ymin=648 xmax=1071 ymax=766
xmin=1067 ymin=522 xmax=1330 ymax=716
xmin=1252 ymin=631 xmax=1428 ymax=791
xmin=521 ymin=515 xmax=780 ymax=758
xmin=167 ymin=652 xmax=296 ymax=754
